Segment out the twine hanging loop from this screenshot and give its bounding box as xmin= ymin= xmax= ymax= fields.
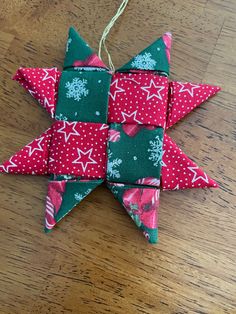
xmin=98 ymin=0 xmax=129 ymax=72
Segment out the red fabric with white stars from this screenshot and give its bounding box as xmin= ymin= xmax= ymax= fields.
xmin=108 ymin=72 xmax=168 ymax=127
xmin=48 ymin=121 xmax=109 ymax=179
xmin=1 ymin=70 xmax=220 ymax=190
xmin=166 ymin=82 xmax=220 ymax=129
xmin=0 ymin=128 xmax=52 ymax=175
xmin=13 ymin=68 xmax=61 ymax=118
xmin=161 ymin=133 xmax=218 ymax=190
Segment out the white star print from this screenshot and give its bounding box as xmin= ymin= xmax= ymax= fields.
xmin=28 ymin=89 xmax=36 ymax=97
xmin=99 ymin=124 xmax=109 ymax=130
xmin=44 ymin=98 xmax=55 ymax=116
xmin=109 ymin=79 xmax=125 ymax=101
xmin=26 ymin=137 xmax=44 ymax=157
xmin=49 ymin=157 xmax=55 ymax=163
xmin=0 ymin=157 xmax=17 ymax=173
xmin=188 ymin=166 xmax=209 ymax=183
xmin=178 ymin=83 xmax=200 ymax=97
xmin=42 ymin=68 xmax=56 ymax=82
xmin=141 ymin=79 xmax=165 ymax=100
xmin=72 ymin=148 xmax=97 ymax=172
xmin=173 ymin=184 xmax=179 ymax=190
xmin=57 ymin=121 xmax=80 ymax=142
xmin=161 ymin=150 xmax=167 ymax=167
xmin=44 ymin=97 xmax=54 ymax=109
xmin=121 ymin=110 xmax=141 ymax=124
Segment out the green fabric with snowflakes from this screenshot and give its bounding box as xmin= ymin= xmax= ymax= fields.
xmin=55 ymin=70 xmax=111 ymax=123
xmin=107 ymin=124 xmax=164 ymax=184
xmin=117 ymin=36 xmax=169 ymax=75
xmin=55 ymin=179 xmax=103 ymax=223
xmin=64 ymin=27 xmax=94 ymax=69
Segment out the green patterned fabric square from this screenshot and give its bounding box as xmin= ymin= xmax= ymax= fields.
xmin=55 ymin=70 xmax=112 ymax=123
xmin=107 ymin=124 xmax=164 ymax=184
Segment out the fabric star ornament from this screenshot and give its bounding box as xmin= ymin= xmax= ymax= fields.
xmin=0 ymin=27 xmax=220 ymax=243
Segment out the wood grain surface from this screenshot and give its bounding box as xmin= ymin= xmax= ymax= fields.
xmin=0 ymin=1 xmax=236 ymax=313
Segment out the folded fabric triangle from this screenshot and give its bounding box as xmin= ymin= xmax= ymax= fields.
xmin=45 ymin=178 xmax=103 ymax=231
xmin=64 ymin=27 xmax=107 ymax=70
xmin=107 ymin=182 xmax=159 ymax=243
xmin=0 ymin=128 xmax=52 ymax=175
xmin=166 ymin=82 xmax=220 ymax=129
xmin=117 ymin=32 xmax=172 ymax=75
xmin=161 ymin=133 xmax=218 ymax=190
xmin=13 ymin=67 xmax=61 ymax=117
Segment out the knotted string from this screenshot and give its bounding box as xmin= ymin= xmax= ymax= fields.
xmin=98 ymin=0 xmax=129 ymax=72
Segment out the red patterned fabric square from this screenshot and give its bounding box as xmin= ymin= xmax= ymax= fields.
xmin=108 ymin=72 xmax=168 ymax=127
xmin=48 ymin=121 xmax=109 ymax=178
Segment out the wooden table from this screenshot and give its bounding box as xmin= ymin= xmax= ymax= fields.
xmin=0 ymin=1 xmax=236 ymax=313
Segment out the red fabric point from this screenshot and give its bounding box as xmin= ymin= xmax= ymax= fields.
xmin=13 ymin=67 xmax=61 ymax=117
xmin=0 ymin=128 xmax=53 ymax=175
xmin=161 ymin=133 xmax=219 ymax=190
xmin=166 ymin=82 xmax=221 ymax=129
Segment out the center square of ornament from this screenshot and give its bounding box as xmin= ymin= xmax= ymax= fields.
xmin=108 ymin=72 xmax=169 ymax=127
xmin=55 ymin=69 xmax=112 ymax=123
xmin=106 ymin=123 xmax=164 ymax=186
xmin=48 ymin=120 xmax=109 ymax=178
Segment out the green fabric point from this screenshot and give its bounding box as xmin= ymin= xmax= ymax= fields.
xmin=117 ymin=36 xmax=169 ymax=75
xmin=142 ymin=226 xmax=158 ymax=244
xmin=55 ymin=179 xmax=103 ymax=223
xmin=44 ymin=227 xmax=52 ymax=234
xmin=64 ymin=27 xmax=94 ymax=69
xmin=107 ymin=183 xmax=159 ymax=244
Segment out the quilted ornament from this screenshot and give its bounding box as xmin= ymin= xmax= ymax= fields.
xmin=0 ymin=27 xmax=220 ymax=243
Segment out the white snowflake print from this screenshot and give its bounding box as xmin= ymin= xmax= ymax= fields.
xmin=61 ymin=174 xmax=74 ymax=180
xmin=107 ymin=151 xmax=122 ymax=179
xmin=131 ymin=52 xmax=157 ymax=70
xmin=148 ymin=135 xmax=163 ymax=167
xmin=65 ymin=78 xmax=89 ymax=101
xmin=74 ymin=188 xmax=92 ymax=202
xmin=74 ymin=67 xmax=106 ymax=72
xmin=110 ymin=185 xmax=119 ymax=196
xmin=66 ymin=38 xmax=72 ymax=52
xmin=55 ymin=113 xmax=68 ymax=121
